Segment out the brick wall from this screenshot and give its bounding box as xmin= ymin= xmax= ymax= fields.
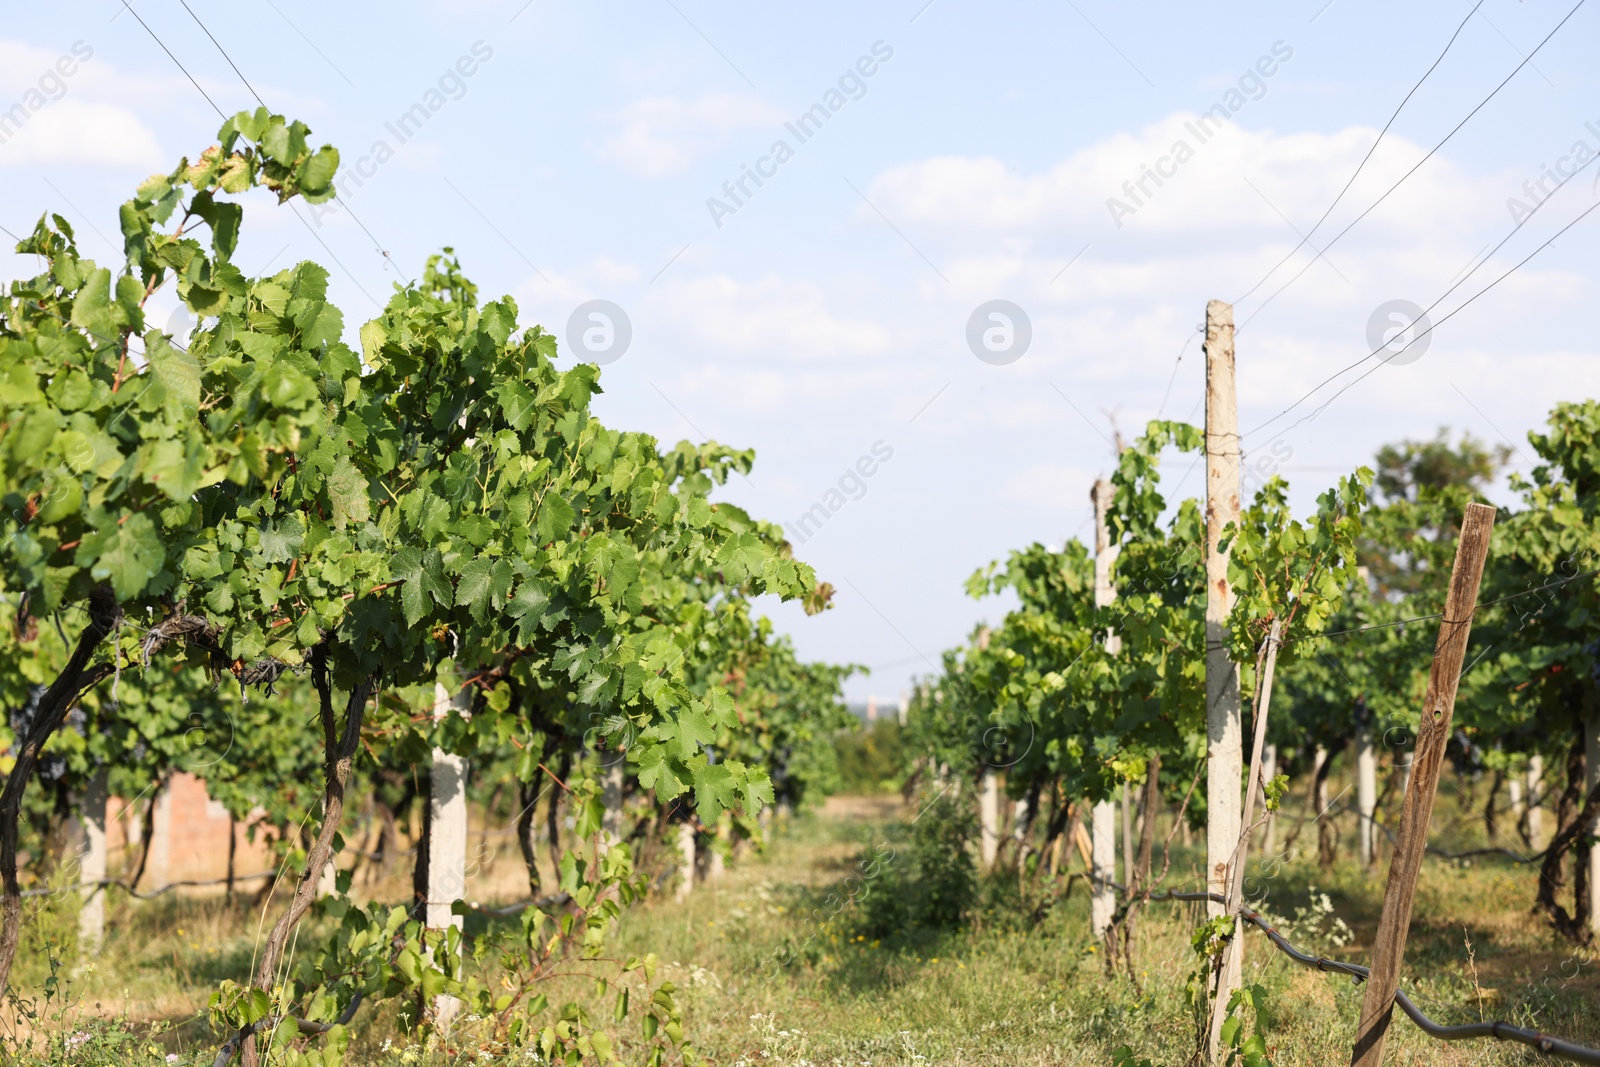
xmin=105 ymin=772 xmax=278 ymax=888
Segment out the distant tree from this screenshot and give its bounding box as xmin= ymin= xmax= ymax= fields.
xmin=1362 ymin=428 xmax=1511 ymax=597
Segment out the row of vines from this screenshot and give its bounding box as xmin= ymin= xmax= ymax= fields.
xmin=898 ymin=378 xmax=1600 ymax=1060
xmin=0 ymin=111 xmax=863 ymax=1065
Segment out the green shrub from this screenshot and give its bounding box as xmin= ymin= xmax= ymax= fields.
xmin=857 ymin=791 xmax=974 ymax=937
xmin=833 ymin=719 xmax=905 ymax=794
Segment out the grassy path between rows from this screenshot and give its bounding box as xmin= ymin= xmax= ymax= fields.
xmin=8 ymin=791 xmax=1599 ymax=1065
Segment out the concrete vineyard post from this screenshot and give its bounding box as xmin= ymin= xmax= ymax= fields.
xmin=1013 ymin=798 xmax=1032 ymax=869
xmin=975 ymin=617 xmax=994 ymax=862
xmin=980 ymin=770 xmax=1000 ymax=868
xmin=1090 ymin=800 xmax=1116 ymax=940
xmin=1357 ymin=725 xmax=1377 ymax=867
xmin=1090 ymin=476 xmax=1122 ymax=939
xmin=1588 ymin=719 xmax=1600 ymax=935
xmin=708 ymin=811 xmax=729 ymax=884
xmin=1202 ymin=297 xmax=1246 ymax=1050
xmin=600 ymin=760 xmax=624 ymax=856
xmin=1204 ymin=298 xmax=1243 ymax=925
xmin=428 ymin=682 xmax=471 ymax=1029
xmin=1351 ymin=502 xmax=1495 ymax=1067
xmin=1527 ymin=754 xmax=1544 ymax=846
xmin=1312 ymin=745 xmax=1332 ymax=868
xmin=148 ymin=780 xmax=172 ymax=891
xmin=78 ymin=770 xmax=107 ymax=953
xmin=675 ymin=822 xmax=696 ymax=903
xmin=1091 ymin=476 xmax=1121 ymax=652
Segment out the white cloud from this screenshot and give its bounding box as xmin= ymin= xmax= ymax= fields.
xmin=517 ymin=256 xmax=643 ymax=315
xmin=0 ymin=39 xmax=180 ymax=107
xmin=596 ymin=94 xmax=787 ymax=178
xmin=864 ymin=113 xmax=1497 ymax=243
xmin=648 ymin=273 xmax=897 ymax=363
xmin=1001 ymin=462 xmax=1101 ymax=507
xmin=0 ymin=99 xmax=163 ymax=169
xmin=0 ymin=39 xmax=170 ymax=170
xmin=0 ymin=40 xmax=84 ymax=97
xmin=0 ymin=35 xmax=327 ymax=174
xmin=531 ymin=115 xmax=1595 ymax=472
xmin=836 ymin=115 xmax=1590 ymax=410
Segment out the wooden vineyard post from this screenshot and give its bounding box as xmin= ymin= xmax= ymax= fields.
xmin=1261 ymin=744 xmax=1279 ymax=857
xmin=1350 ymin=502 xmax=1495 ymax=1067
xmin=1122 ymin=782 xmax=1134 ymax=888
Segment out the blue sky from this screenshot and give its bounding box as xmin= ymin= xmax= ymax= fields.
xmin=4 ymin=0 xmax=1598 ymax=703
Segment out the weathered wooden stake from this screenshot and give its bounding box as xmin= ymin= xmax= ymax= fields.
xmin=1351 ymin=501 xmax=1495 ymax=1067
xmin=1207 ymin=619 xmax=1283 ymax=1059
xmin=1261 ymin=744 xmax=1279 ymax=858
xmin=1122 ymin=781 xmax=1134 ymax=889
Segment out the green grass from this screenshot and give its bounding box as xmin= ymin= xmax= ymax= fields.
xmin=600 ymin=803 xmax=1600 ymax=1066
xmin=4 ymin=785 xmax=1598 ymax=1066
